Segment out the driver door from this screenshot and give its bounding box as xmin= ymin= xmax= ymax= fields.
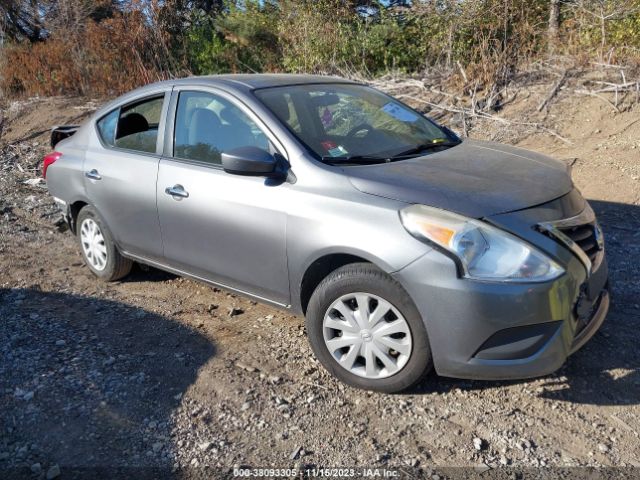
xmin=156 ymin=88 xmax=290 ymax=305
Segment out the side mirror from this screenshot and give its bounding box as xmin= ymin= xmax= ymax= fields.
xmin=221 ymin=146 xmax=278 ymax=177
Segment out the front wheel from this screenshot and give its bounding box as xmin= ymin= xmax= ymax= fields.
xmin=77 ymin=205 xmax=132 ymax=282
xmin=306 ymin=263 xmax=432 ymax=393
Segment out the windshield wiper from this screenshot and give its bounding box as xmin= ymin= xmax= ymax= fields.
xmin=321 ymin=140 xmax=461 ymax=165
xmin=391 ymin=140 xmax=461 ymax=159
xmin=321 ymin=155 xmax=391 ymax=165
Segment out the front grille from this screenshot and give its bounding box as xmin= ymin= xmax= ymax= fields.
xmin=558 ymin=223 xmax=599 ymax=263
xmin=537 ymin=203 xmax=604 ymax=273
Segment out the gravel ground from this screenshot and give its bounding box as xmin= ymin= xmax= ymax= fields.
xmin=0 ymin=94 xmax=639 ymax=479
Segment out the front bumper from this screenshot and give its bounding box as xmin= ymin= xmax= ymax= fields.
xmin=393 ymin=244 xmax=609 ymax=380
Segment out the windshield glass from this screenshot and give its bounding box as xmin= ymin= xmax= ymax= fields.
xmin=254 ymin=83 xmax=457 ymax=163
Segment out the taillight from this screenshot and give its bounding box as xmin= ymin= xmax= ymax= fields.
xmin=43 ymin=151 xmax=62 ymax=179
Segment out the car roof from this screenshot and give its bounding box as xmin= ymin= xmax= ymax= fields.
xmin=93 ymin=74 xmax=360 ymax=120
xmin=198 ymin=74 xmax=356 ymax=89
xmin=140 ymin=74 xmax=357 ymax=93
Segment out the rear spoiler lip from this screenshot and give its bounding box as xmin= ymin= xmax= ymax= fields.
xmin=50 ymin=125 xmax=80 ymax=149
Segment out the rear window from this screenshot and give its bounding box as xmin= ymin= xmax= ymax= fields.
xmin=96 ymin=95 xmax=164 ymax=154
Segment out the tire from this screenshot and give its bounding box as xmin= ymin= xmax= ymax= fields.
xmin=306 ymin=262 xmax=432 ymax=393
xmin=76 ymin=205 xmax=132 ymax=282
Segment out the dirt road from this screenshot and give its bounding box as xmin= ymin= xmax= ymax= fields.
xmin=1 ymin=90 xmax=639 ymax=478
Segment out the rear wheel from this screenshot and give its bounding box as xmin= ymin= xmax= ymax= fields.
xmin=77 ymin=206 xmax=132 ymax=281
xmin=306 ymin=263 xmax=432 ymax=393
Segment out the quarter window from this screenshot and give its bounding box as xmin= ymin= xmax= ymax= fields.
xmin=96 ymin=109 xmax=118 ymax=147
xmin=174 ymin=91 xmax=270 ymax=165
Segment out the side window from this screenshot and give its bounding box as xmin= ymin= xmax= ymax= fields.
xmin=174 ymin=91 xmax=270 ymax=165
xmin=115 ymin=96 xmax=164 ymax=153
xmin=96 ymin=109 xmax=119 ymax=147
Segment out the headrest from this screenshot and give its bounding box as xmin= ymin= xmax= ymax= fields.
xmin=219 ymin=107 xmax=241 ymax=126
xmin=116 ymin=113 xmax=149 ymax=139
xmin=190 ymin=108 xmax=222 ymax=128
xmin=188 ymin=108 xmax=222 ymax=145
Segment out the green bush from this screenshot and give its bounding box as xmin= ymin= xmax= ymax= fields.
xmin=181 ymin=0 xmax=639 ymax=81
xmin=185 ymin=1 xmax=281 ymax=75
xmin=3 ymin=0 xmax=639 ymax=97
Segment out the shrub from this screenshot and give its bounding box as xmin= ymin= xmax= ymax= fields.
xmin=0 ymin=10 xmax=168 ymax=97
xmin=185 ymin=1 xmax=281 ymax=75
xmin=1 ymin=0 xmax=639 ymax=98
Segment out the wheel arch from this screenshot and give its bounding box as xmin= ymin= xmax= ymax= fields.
xmin=299 ymin=251 xmax=391 ymax=315
xmin=68 ymin=198 xmax=90 ymax=234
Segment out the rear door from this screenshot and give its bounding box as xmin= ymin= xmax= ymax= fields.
xmin=156 ymin=87 xmax=290 ymax=305
xmin=85 ymin=91 xmax=170 ymax=260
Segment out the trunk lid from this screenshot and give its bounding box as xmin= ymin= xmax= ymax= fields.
xmin=51 ymin=125 xmax=80 ymax=148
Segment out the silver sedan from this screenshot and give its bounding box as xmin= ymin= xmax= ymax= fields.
xmin=44 ymin=74 xmax=609 ymax=392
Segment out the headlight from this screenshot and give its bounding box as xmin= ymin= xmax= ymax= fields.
xmin=400 ymin=204 xmax=564 ymax=282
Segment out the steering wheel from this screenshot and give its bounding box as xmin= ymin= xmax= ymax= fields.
xmin=345 ymin=122 xmax=374 ymax=139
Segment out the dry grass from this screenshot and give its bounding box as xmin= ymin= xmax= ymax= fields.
xmin=0 ymin=12 xmax=171 ymax=97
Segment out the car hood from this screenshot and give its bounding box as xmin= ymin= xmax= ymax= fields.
xmin=345 ymin=139 xmax=572 ymax=218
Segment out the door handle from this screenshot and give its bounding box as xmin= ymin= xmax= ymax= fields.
xmin=85 ymin=169 xmax=102 ymax=180
xmin=165 ymin=184 xmax=189 ymax=199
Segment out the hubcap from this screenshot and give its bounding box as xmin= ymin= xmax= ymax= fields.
xmin=80 ymin=218 xmax=108 ymax=271
xmin=323 ymin=292 xmax=413 ymax=379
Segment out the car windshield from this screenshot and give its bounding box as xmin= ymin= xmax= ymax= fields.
xmin=254 ymin=83 xmax=459 ymax=163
